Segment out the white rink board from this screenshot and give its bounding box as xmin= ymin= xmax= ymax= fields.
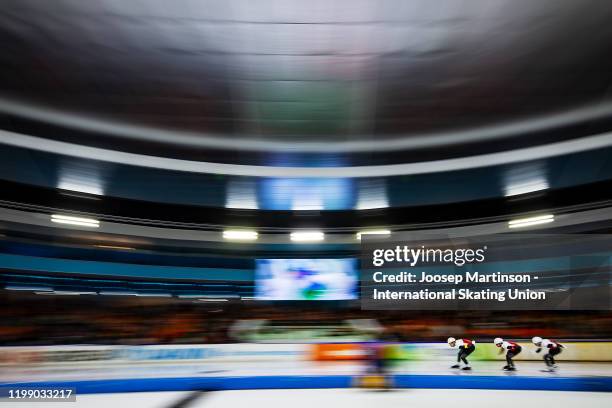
xmin=2 ymin=361 xmax=612 ymax=383
xmin=0 ymin=343 xmax=306 ymax=366
xmin=2 ymin=342 xmax=612 ymax=368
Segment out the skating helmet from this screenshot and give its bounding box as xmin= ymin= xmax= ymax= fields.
xmin=532 ymin=336 xmax=543 ymax=345
xmin=447 ymin=337 xmax=456 ymax=345
xmin=494 ymin=337 xmax=503 ymax=345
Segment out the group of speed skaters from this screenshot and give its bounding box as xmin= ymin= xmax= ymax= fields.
xmin=446 ymin=336 xmax=564 ymax=372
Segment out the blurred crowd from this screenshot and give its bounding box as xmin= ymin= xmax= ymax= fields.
xmin=1 ymin=292 xmax=611 ymax=346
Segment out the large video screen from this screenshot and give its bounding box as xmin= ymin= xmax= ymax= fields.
xmin=255 ymin=258 xmax=358 ymax=300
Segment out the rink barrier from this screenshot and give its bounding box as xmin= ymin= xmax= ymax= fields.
xmin=2 ymin=374 xmax=612 ymax=394
xmin=2 ymin=342 xmax=612 ymax=366
xmin=311 ymin=342 xmax=612 ymax=362
xmin=0 ymin=344 xmax=304 ymax=365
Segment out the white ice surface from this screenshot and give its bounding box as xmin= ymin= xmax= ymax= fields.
xmin=3 ymin=389 xmax=611 ymax=408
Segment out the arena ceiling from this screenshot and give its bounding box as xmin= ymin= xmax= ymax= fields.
xmin=1 ymin=0 xmax=612 ymax=240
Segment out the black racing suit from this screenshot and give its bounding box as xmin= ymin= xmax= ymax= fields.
xmin=505 ymin=343 xmax=522 ymax=368
xmin=537 ymin=341 xmax=563 ymax=367
xmin=458 ymin=344 xmax=476 ymax=365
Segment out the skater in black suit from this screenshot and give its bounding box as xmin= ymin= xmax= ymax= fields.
xmin=447 ymin=337 xmax=476 ymax=370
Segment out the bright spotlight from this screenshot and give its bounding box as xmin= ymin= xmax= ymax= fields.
xmin=223 ymin=230 xmax=259 ymax=241
xmin=356 ymin=229 xmax=391 ymax=240
xmin=508 ymin=214 xmax=554 ymax=229
xmin=51 ymin=214 xmax=99 ymax=228
xmin=290 ymin=231 xmax=325 ymax=242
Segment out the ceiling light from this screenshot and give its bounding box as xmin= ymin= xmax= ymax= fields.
xmin=135 ymin=293 xmax=172 ymax=297
xmin=290 ymin=231 xmax=324 ymax=242
xmin=99 ymin=291 xmax=137 ymax=296
xmin=94 ymin=245 xmax=135 ymax=250
xmin=504 ymin=163 xmax=548 ymax=197
xmin=35 ymin=291 xmax=96 ymax=296
xmin=226 ymin=179 xmax=258 ymax=209
xmin=356 ymin=229 xmax=391 ymax=240
xmin=6 ymin=285 xmax=52 ymax=291
xmin=508 ymin=214 xmax=554 ymax=229
xmin=198 ymin=298 xmax=229 ymax=302
xmin=356 ymin=201 xmax=389 ymax=210
xmin=504 ymin=178 xmax=549 ymax=197
xmin=58 ymin=181 xmax=103 ymax=196
xmin=356 ymin=179 xmax=388 ymax=210
xmin=223 ymin=230 xmax=258 ymax=241
xmin=51 ymin=214 xmax=99 ymax=228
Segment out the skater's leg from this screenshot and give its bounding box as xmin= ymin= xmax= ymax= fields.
xmin=460 ymin=348 xmax=473 ymax=370
xmin=509 ymin=346 xmax=522 ymax=369
xmin=463 ymin=345 xmax=475 ymax=364
xmin=506 ymin=351 xmax=514 ymax=368
xmin=548 ymin=347 xmax=561 ymax=367
xmin=451 ymin=350 xmax=463 ymax=368
xmin=460 ymin=351 xmax=471 ymax=369
xmin=544 ymin=353 xmax=553 ymax=367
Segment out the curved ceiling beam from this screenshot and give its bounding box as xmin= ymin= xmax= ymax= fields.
xmin=1 ymin=129 xmax=612 ymax=178
xmin=2 ymin=96 xmax=612 ymax=153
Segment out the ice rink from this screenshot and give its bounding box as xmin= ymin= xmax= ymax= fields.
xmin=2 ymin=356 xmax=611 ymax=408
xmin=7 ymin=389 xmax=612 ymax=408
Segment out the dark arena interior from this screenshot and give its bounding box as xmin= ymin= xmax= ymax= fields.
xmin=1 ymin=1 xmax=612 ymax=407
